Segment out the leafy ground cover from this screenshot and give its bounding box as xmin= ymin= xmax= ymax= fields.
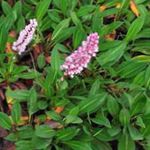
xmin=0 ymin=0 xmax=150 ymax=150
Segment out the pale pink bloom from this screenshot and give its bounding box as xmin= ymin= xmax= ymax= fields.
xmin=61 ymin=32 xmax=99 ymax=78
xmin=12 ymin=19 xmax=38 ymax=55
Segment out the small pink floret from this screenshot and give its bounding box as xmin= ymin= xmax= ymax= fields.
xmin=61 ymin=32 xmax=99 ymax=78
xmin=12 ymin=19 xmax=38 ymax=55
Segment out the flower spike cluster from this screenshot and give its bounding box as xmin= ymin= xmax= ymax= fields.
xmin=61 ymin=32 xmax=99 ymax=78
xmin=12 ymin=19 xmax=38 ymax=55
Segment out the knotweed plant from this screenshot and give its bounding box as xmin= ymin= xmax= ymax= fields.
xmin=0 ymin=0 xmax=149 ymax=150
xmin=61 ymin=33 xmax=99 ymax=77
xmin=12 ymin=19 xmax=38 ymax=55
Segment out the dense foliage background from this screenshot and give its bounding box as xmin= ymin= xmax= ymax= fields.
xmin=0 ymin=0 xmax=150 ymax=149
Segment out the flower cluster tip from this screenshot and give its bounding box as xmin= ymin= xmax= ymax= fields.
xmin=61 ymin=32 xmax=99 ymax=78
xmin=12 ymin=18 xmax=38 ymax=55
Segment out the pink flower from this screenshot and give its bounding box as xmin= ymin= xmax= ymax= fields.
xmin=12 ymin=19 xmax=38 ymax=55
xmin=61 ymin=32 xmax=99 ymax=78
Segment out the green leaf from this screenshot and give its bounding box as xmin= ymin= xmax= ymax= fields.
xmin=13 ymin=1 xmax=22 ymax=16
xmin=40 ymin=15 xmax=52 ymax=31
xmin=77 ymin=5 xmax=95 ymax=17
xmin=60 ymin=80 xmax=68 ymax=90
xmin=53 ymin=27 xmax=74 ymax=44
xmin=130 ymin=96 xmax=146 ymax=116
xmin=107 ymin=126 xmax=121 ymax=137
xmin=92 ymin=140 xmax=112 ymax=150
xmin=118 ymin=134 xmax=135 ymax=150
xmin=16 ymin=140 xmax=34 ymax=150
xmin=107 ymin=95 xmax=120 ymax=116
xmin=56 ymin=128 xmax=79 ymax=141
xmin=120 ymin=0 xmax=130 ymax=9
xmin=6 ymin=88 xmax=30 ymax=101
xmin=5 ymin=133 xmax=18 ymax=142
xmin=60 ymin=0 xmax=68 ymax=15
xmin=64 ymin=141 xmax=92 ymax=150
xmin=28 ymin=88 xmax=38 ymax=116
xmin=79 ymin=93 xmax=107 ymax=114
xmin=69 ymin=106 xmax=80 ymax=115
xmin=128 ymin=125 xmax=143 ymax=140
xmin=141 ymin=122 xmax=150 ymax=137
xmin=136 ymin=28 xmax=150 ymax=39
xmin=17 ymin=126 xmax=34 ymax=140
xmin=125 ymin=16 xmax=145 ymax=42
xmin=136 ymin=116 xmax=145 ymax=128
xmin=97 ymin=42 xmax=126 ymax=66
xmin=119 ymin=108 xmax=130 ymax=126
xmin=145 ymin=65 xmax=150 ymax=87
xmin=94 ymin=129 xmax=113 ymax=141
xmin=42 ymin=67 xmax=56 ymax=91
xmin=89 ymin=79 xmax=100 ymax=96
xmin=0 ymin=112 xmax=11 ymax=130
xmin=100 ymin=40 xmax=123 ymax=51
xmin=92 ymin=114 xmax=111 ymax=128
xmin=92 ymin=9 xmax=102 ymax=32
xmin=35 ymin=125 xmax=56 ymax=138
xmin=0 ymin=25 xmax=8 ymax=52
xmin=133 ymin=71 xmax=145 ymax=86
xmin=50 ymin=45 xmax=62 ymax=81
xmin=37 ymin=53 xmax=46 ymax=69
xmin=73 ymin=27 xmax=86 ymax=49
xmin=46 ymin=110 xmax=61 ymax=121
xmin=17 ymin=16 xmax=25 ymax=32
xmin=11 ymin=102 xmax=21 ymax=124
xmin=32 ymin=136 xmax=51 ymax=149
xmin=65 ymin=115 xmax=83 ymax=124
xmin=117 ymin=60 xmax=147 ymax=78
xmin=71 ymin=11 xmax=83 ymax=29
xmin=100 ymin=21 xmax=123 ymax=36
xmin=1 ymin=1 xmax=12 ymax=15
xmin=4 ymin=11 xmax=16 ymax=30
xmin=36 ymin=114 xmax=47 ymax=123
xmin=36 ymin=0 xmax=52 ymax=21
xmin=51 ymin=46 xmax=61 ymax=72
xmin=132 ymin=55 xmax=150 ymax=63
xmin=51 ymin=18 xmax=70 ymax=41
xmin=47 ymin=9 xmax=61 ymax=23
xmin=18 ymin=71 xmax=40 ymax=79
xmin=38 ymin=100 xmax=48 ymax=110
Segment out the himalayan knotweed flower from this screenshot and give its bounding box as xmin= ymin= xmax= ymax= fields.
xmin=12 ymin=19 xmax=38 ymax=55
xmin=61 ymin=32 xmax=99 ymax=78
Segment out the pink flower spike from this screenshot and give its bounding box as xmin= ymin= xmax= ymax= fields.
xmin=61 ymin=32 xmax=99 ymax=78
xmin=12 ymin=19 xmax=38 ymax=55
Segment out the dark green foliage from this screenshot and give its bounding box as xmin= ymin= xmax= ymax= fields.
xmin=0 ymin=0 xmax=150 ymax=150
